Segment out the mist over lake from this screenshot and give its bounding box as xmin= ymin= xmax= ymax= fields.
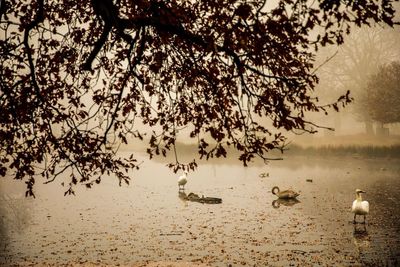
xmin=1 ymin=151 xmax=399 ymax=266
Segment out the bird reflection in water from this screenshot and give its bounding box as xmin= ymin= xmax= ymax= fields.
xmin=353 ymin=224 xmax=370 ymax=262
xmin=178 ymin=191 xmax=222 ymax=204
xmin=178 ymin=191 xmax=189 ymax=206
xmin=178 ymin=190 xmax=188 ymax=201
xmin=272 ymin=198 xmax=301 ymax=209
xmin=353 ymin=223 xmax=369 ymax=241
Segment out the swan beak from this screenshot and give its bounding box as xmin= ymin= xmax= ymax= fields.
xmin=360 ymin=190 xmax=366 ymax=193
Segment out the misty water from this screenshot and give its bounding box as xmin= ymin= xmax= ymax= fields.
xmin=1 ymin=152 xmax=399 ymax=266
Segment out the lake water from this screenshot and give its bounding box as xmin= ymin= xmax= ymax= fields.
xmin=1 ymin=154 xmax=399 ymax=266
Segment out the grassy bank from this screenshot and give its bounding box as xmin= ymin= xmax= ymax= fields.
xmin=285 ymin=144 xmax=400 ymax=158
xmin=291 ymin=133 xmax=400 ymax=147
xmin=287 ymin=134 xmax=400 ymax=158
xmin=119 ymin=134 xmax=400 ymax=162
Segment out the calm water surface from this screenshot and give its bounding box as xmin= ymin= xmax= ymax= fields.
xmin=1 ymin=154 xmax=399 ymax=266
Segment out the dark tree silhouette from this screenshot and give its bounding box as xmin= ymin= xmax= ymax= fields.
xmin=0 ymin=0 xmax=397 ymax=196
xmin=358 ymin=61 xmax=400 ymax=130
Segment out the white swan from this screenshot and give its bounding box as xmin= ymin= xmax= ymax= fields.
xmin=351 ymin=189 xmax=369 ymax=224
xmin=178 ymin=171 xmax=188 ymax=190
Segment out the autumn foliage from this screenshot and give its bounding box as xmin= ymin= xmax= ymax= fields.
xmin=0 ymin=0 xmax=397 ymax=196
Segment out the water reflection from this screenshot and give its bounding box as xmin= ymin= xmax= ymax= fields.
xmin=353 ymin=224 xmax=370 ymax=262
xmin=272 ymin=198 xmax=301 ymax=209
xmin=353 ymin=224 xmax=368 ymax=238
xmin=0 ymin=195 xmax=32 ymax=250
xmin=177 ymin=190 xmax=222 ymax=204
xmin=178 ymin=191 xmax=189 ymax=206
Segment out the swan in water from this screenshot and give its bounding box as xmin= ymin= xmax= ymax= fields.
xmin=178 ymin=171 xmax=188 ymax=190
xmin=272 ymin=186 xmax=299 ymax=199
xmin=352 ymin=189 xmax=369 ymax=224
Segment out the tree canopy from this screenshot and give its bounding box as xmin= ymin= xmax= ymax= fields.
xmin=0 ymin=0 xmax=398 ymax=196
xmin=358 ymin=61 xmax=400 ymax=125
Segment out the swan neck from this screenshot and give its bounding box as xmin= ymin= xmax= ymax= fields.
xmin=356 ymin=192 xmax=363 ymax=201
xmin=272 ymin=186 xmax=280 ymax=195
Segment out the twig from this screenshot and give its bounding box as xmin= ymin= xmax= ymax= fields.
xmin=312 ymin=50 xmax=339 ymax=75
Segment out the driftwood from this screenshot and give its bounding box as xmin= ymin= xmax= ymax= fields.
xmin=179 ymin=192 xmax=222 ymax=204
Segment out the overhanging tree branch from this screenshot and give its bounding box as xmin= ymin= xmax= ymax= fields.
xmin=23 ymin=0 xmax=44 ymax=104
xmin=2 ymin=0 xmax=397 ymax=195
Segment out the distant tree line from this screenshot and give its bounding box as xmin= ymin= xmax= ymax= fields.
xmin=314 ymin=27 xmax=400 ymax=136
xmin=357 ymin=61 xmax=400 ymax=135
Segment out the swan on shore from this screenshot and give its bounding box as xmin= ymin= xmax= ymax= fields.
xmin=178 ymin=171 xmax=188 ymax=190
xmin=272 ymin=186 xmax=299 ymax=199
xmin=351 ymin=189 xmax=369 ymax=224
